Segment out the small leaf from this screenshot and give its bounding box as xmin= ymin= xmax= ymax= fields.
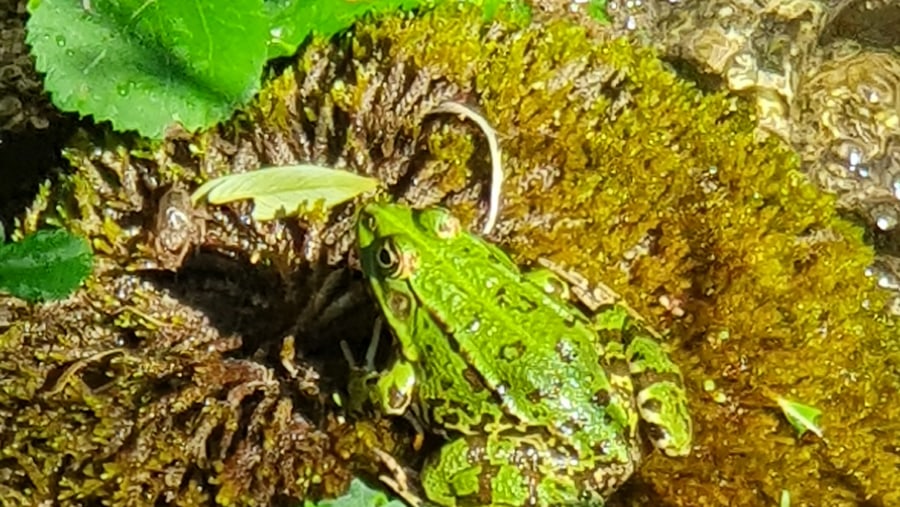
xmin=588 ymin=0 xmax=610 ymax=23
xmin=780 ymin=489 xmax=791 ymax=507
xmin=265 ymin=0 xmax=428 ymax=59
xmin=0 ymin=229 xmax=93 ymax=302
xmin=27 ymin=0 xmax=269 ymax=138
xmin=192 ymin=165 xmax=380 ymax=221
xmin=304 ymin=478 xmax=405 ymax=507
xmin=776 ymin=396 xmax=823 ymax=438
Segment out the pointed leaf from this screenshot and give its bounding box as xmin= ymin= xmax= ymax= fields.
xmin=192 ymin=165 xmax=379 ymax=221
xmin=776 ymin=396 xmax=823 ymax=438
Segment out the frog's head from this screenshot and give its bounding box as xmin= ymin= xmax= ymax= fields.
xmin=356 ymin=202 xmax=462 ymax=361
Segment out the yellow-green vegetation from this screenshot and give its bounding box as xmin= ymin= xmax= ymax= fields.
xmin=358 ymin=5 xmax=900 ymax=505
xmin=2 ymin=2 xmax=898 ymax=506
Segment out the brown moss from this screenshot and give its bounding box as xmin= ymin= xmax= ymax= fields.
xmin=4 ymin=2 xmax=900 ymax=506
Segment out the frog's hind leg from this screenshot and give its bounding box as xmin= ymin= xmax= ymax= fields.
xmin=611 ymin=313 xmax=693 ymax=458
xmin=421 ymin=433 xmax=634 ymax=506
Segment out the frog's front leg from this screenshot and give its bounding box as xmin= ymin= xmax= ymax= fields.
xmin=422 ymin=433 xmax=636 ymax=507
xmin=343 ymin=322 xmax=417 ymax=416
xmin=371 ymin=358 xmax=418 ymax=415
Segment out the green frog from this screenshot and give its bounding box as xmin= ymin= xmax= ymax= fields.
xmin=355 ymin=202 xmax=692 ymax=506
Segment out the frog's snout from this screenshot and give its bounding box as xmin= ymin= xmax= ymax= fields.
xmin=355 ymin=206 xmax=380 ymax=248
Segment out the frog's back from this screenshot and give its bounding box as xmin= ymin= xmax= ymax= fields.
xmin=409 ymin=226 xmax=637 ymax=451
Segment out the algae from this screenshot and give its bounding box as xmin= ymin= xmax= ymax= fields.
xmin=2 ymin=2 xmax=899 ymax=506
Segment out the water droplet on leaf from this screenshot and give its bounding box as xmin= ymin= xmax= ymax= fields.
xmin=55 ymin=35 xmax=66 ymax=47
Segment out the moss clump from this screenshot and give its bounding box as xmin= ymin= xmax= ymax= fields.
xmin=3 ymin=2 xmax=900 ymax=506
xmin=359 ymin=5 xmax=900 ymax=505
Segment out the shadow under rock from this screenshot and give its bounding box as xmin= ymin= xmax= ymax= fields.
xmin=134 ymin=248 xmax=380 ymax=380
xmin=136 ymin=251 xmax=295 ymax=356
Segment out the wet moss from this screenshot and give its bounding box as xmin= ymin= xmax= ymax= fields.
xmin=2 ymin=2 xmax=899 ymax=506
xmin=357 ymin=4 xmax=900 ymax=504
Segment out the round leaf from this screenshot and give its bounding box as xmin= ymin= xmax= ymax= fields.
xmin=27 ymin=0 xmax=269 ymax=138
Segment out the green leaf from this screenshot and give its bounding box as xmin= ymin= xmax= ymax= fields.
xmin=304 ymin=478 xmax=406 ymax=507
xmin=27 ymin=0 xmax=269 ymax=138
xmin=480 ymin=0 xmax=531 ymax=22
xmin=588 ymin=0 xmax=610 ymax=23
xmin=776 ymin=396 xmax=823 ymax=438
xmin=191 ymin=165 xmax=380 ymax=221
xmin=0 ymin=229 xmax=93 ymax=302
xmin=780 ymin=489 xmax=791 ymax=507
xmin=265 ymin=0 xmax=428 ymax=59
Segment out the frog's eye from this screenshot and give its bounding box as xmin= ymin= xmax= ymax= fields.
xmin=374 ymin=237 xmax=417 ymax=279
xmin=376 ymin=240 xmax=399 ymax=271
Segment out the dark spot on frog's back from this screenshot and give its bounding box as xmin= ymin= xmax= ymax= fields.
xmin=465 ymin=435 xmax=489 ymax=462
xmin=440 ymin=411 xmax=460 ymax=426
xmin=494 ymin=286 xmax=507 ymax=306
xmin=593 ymin=389 xmax=611 ymax=407
xmin=458 ymin=436 xmax=495 ymax=504
xmin=463 ymin=366 xmax=488 ymax=392
xmin=386 ymin=290 xmax=411 ymax=319
xmin=640 ymin=396 xmax=662 ymax=414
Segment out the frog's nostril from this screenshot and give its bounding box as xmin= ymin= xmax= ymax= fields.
xmin=363 ymin=213 xmax=377 ymax=231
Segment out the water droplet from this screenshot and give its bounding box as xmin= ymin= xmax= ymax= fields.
xmin=116 ymin=82 xmax=130 ymax=96
xmin=877 ymin=275 xmax=897 ymax=290
xmin=863 ymin=88 xmax=880 ymax=104
xmin=848 ymin=147 xmax=862 ymax=168
xmin=65 ymin=49 xmax=75 ymax=57
xmin=269 ymin=26 xmax=283 ymax=38
xmin=857 ymin=165 xmax=870 ymax=178
xmin=55 ymin=35 xmax=66 ymax=47
xmin=876 ymin=213 xmax=897 ymax=231
xmin=468 ymin=319 xmax=481 ymax=332
xmin=892 ymin=179 xmax=900 ymax=200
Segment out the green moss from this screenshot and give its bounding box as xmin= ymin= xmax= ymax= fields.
xmin=359 ymin=4 xmax=900 ymax=505
xmin=4 ymin=2 xmax=900 ymax=506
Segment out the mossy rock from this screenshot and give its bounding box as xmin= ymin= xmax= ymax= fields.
xmin=2 ymin=3 xmax=899 ymax=506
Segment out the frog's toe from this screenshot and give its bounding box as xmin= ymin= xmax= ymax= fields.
xmin=636 ymin=381 xmax=693 ymax=457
